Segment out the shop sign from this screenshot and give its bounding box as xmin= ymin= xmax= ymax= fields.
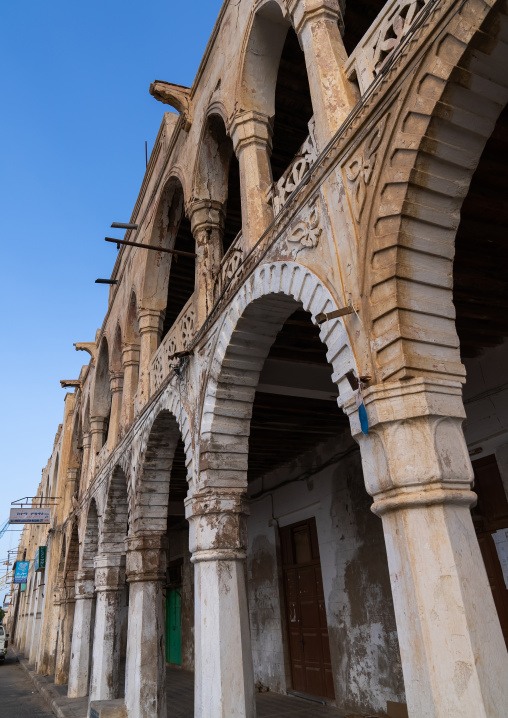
xmin=34 ymin=546 xmax=47 ymax=572
xmin=13 ymin=561 xmax=29 ymax=584
xmin=14 ymin=561 xmax=30 ymax=590
xmin=9 ymin=508 xmax=51 ymax=524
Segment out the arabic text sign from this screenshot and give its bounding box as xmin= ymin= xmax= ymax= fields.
xmin=14 ymin=561 xmax=29 ymax=584
xmin=9 ymin=508 xmax=51 ymax=524
xmin=35 ymin=546 xmax=47 ymax=572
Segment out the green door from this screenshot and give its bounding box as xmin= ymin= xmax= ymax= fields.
xmin=165 ymin=587 xmax=182 ymax=665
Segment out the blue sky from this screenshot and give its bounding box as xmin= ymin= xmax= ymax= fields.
xmin=0 ymin=0 xmax=224 ymax=606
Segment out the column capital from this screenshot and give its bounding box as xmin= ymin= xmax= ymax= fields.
xmin=74 ymin=571 xmax=95 ymax=600
xmin=186 ymin=199 xmax=225 ymax=236
xmin=138 ymin=308 xmax=164 ymax=335
xmin=125 ymin=533 xmax=167 ymax=583
xmin=109 ymin=371 xmax=124 ymax=393
xmin=342 ymin=377 xmax=475 ymax=514
xmin=94 ymin=553 xmax=126 ymax=592
xmin=122 ymin=343 xmax=140 ymax=366
xmin=229 ymin=110 xmax=273 ymax=154
xmin=287 ymin=0 xmax=343 ymax=33
xmin=90 ymin=415 xmax=108 ymax=436
xmin=185 ymin=489 xmax=250 ymax=562
xmin=82 ymin=431 xmax=92 ymax=449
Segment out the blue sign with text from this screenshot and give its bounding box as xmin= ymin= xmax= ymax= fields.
xmin=14 ymin=561 xmax=29 ymax=584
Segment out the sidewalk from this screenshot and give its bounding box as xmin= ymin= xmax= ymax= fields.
xmin=15 ymin=649 xmax=347 ymax=718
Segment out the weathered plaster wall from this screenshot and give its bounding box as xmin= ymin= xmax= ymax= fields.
xmin=246 ymin=433 xmax=405 ymax=714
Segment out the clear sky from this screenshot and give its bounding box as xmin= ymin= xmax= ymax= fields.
xmin=0 ymin=0 xmax=224 ymax=607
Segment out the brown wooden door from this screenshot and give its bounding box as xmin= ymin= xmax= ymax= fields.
xmin=280 ymin=518 xmax=335 ymax=699
xmin=472 ymin=455 xmax=508 ymax=648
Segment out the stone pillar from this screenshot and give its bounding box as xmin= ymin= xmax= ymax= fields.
xmin=121 ymin=344 xmax=140 ymax=428
xmin=90 ymin=416 xmax=108 ymax=476
xmin=137 ymin=309 xmax=164 ymax=407
xmin=28 ymin=576 xmax=44 ymax=664
xmin=65 ymin=467 xmax=80 ymax=505
xmin=81 ymin=432 xmax=92 ymax=491
xmin=125 ymin=534 xmax=167 ymax=718
xmin=343 ymin=377 xmax=508 ymax=718
xmin=230 ymin=111 xmax=274 ymax=249
xmin=67 ymin=572 xmax=95 ymax=698
xmin=55 ymin=584 xmax=76 ymax=685
xmin=89 ymin=554 xmax=125 ymax=704
xmin=186 ymin=490 xmax=255 ymax=718
xmin=188 ymin=200 xmax=225 ymax=324
xmin=107 ymin=371 xmax=124 ymax=450
xmin=290 ymin=0 xmax=357 ymax=145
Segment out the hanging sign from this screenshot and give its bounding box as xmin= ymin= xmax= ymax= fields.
xmin=9 ymin=508 xmax=51 ymax=524
xmin=34 ymin=546 xmax=47 ymax=572
xmin=13 ymin=561 xmax=29 ymax=584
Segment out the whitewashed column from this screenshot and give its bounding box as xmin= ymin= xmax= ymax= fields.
xmin=55 ymin=582 xmax=76 ymax=685
xmin=121 ymin=344 xmax=140 ymax=428
xmin=67 ymin=572 xmax=95 ymax=697
xmin=124 ymin=534 xmax=167 ymax=718
xmin=89 ymin=554 xmax=125 ymax=704
xmin=344 ymin=378 xmax=508 ymax=718
xmin=186 ymin=490 xmax=255 ymax=718
xmin=230 ymin=111 xmax=274 ymax=249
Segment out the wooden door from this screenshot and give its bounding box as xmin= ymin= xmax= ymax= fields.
xmin=165 ymin=586 xmax=182 ymax=665
xmin=280 ymin=518 xmax=335 ymax=699
xmin=472 ymin=455 xmax=508 ymax=648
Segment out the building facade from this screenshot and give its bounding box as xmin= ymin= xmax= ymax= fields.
xmin=8 ymin=0 xmax=508 ymax=716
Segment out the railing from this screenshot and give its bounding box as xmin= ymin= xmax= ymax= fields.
xmin=345 ymin=0 xmax=429 ymax=94
xmin=267 ymin=119 xmax=318 ymax=215
xmin=96 ymin=442 xmax=110 ymax=473
xmin=215 ymin=232 xmax=245 ymax=300
xmin=149 ymin=295 xmax=197 ymax=394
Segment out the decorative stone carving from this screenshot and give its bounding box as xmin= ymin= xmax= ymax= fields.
xmin=344 ymin=116 xmax=387 ymax=222
xmin=267 ymin=120 xmax=318 ymax=214
xmin=216 ymin=245 xmax=243 ymax=297
xmin=370 ymin=0 xmax=427 ymax=74
xmin=180 ymin=307 xmax=195 ymax=347
xmin=287 ymin=197 xmax=322 ymax=248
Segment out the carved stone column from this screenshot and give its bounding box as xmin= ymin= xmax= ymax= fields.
xmin=121 ymin=344 xmax=140 ymax=428
xmin=188 ymin=200 xmax=225 ymax=325
xmin=290 ymin=0 xmax=358 ymax=145
xmin=137 ymin=309 xmax=164 ymax=408
xmin=81 ymin=431 xmax=92 ymax=491
xmin=65 ymin=467 xmax=80 ymax=507
xmin=67 ymin=572 xmax=95 ymax=698
xmin=54 ymin=582 xmax=76 ymax=685
xmin=89 ymin=554 xmax=125 ymax=704
xmin=230 ymin=111 xmax=274 ymax=249
xmin=90 ymin=416 xmax=108 ymax=476
xmin=107 ymin=371 xmax=124 ymax=450
xmin=124 ymin=534 xmax=167 ymax=718
xmin=186 ymin=490 xmax=255 ymax=718
xmin=344 ymin=378 xmax=508 ymax=717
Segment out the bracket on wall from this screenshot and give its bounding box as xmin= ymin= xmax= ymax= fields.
xmin=60 ymin=379 xmax=81 ymax=389
xmin=315 ymin=305 xmax=359 ymax=324
xmin=149 ymin=81 xmax=193 ymax=131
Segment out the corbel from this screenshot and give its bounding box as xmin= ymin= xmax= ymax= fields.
xmin=60 ymin=380 xmax=81 ymax=389
xmin=149 ymin=81 xmax=193 ymax=131
xmin=74 ymin=342 xmax=97 ymax=365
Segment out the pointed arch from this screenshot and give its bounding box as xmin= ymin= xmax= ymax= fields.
xmin=102 ymin=465 xmax=129 ymax=554
xmin=81 ymin=499 xmax=99 ymax=572
xmin=130 ymin=387 xmax=193 ymax=534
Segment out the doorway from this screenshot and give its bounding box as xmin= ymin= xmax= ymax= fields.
xmin=472 ymin=455 xmax=508 ymax=648
xmin=280 ymin=517 xmax=335 ymax=700
xmin=165 ymin=563 xmax=182 ymax=666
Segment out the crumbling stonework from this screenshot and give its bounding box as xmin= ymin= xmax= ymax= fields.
xmin=8 ymin=0 xmax=508 ymax=716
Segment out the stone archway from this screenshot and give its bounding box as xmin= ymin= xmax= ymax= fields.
xmin=190 ymin=260 xmax=358 ymax=718
xmin=366 ymin=0 xmax=508 ymax=384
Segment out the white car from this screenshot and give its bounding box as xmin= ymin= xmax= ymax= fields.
xmin=0 ymin=625 xmax=8 ymax=660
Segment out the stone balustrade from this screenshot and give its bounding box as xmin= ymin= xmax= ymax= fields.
xmin=215 ymin=231 xmax=245 ymax=299
xmin=266 ymin=119 xmax=318 ymax=215
xmin=149 ymin=295 xmax=197 ymax=394
xmin=345 ymin=0 xmax=430 ymax=94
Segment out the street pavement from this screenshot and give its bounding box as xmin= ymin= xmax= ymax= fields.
xmin=0 ymin=650 xmax=54 ymax=717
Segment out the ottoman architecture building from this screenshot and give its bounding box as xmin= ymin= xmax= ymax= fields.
xmin=7 ymin=0 xmax=508 ymax=715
